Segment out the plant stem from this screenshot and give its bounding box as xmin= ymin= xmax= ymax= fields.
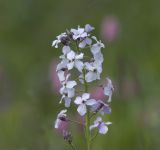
xmin=83 ymin=69 xmax=91 ymax=150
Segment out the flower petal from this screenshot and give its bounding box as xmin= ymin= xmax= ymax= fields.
xmin=66 ymin=81 xmax=77 ymax=88
xmin=82 ymin=93 xmax=90 ymax=100
xmin=99 ymin=123 xmax=108 ymax=134
xmin=75 ymin=60 xmax=84 ymax=72
xmin=77 ymin=104 xmax=86 ymax=116
xmin=86 ymin=99 xmax=97 ymax=106
xmin=74 ymin=96 xmax=83 ymax=105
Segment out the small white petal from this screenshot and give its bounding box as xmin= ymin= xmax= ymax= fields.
xmin=67 ymin=51 xmax=75 ymax=60
xmin=105 ymin=122 xmax=112 ymax=125
xmin=77 ymin=104 xmax=87 ymax=116
xmin=89 ymin=124 xmax=98 ymax=130
xmin=55 ymin=119 xmax=60 ymax=128
xmin=74 ymin=97 xmax=83 ymax=105
xmin=85 ymin=72 xmax=97 ymax=82
xmin=67 ymin=88 xmax=75 ymax=98
xmin=75 ymin=53 xmax=84 ymax=60
xmin=57 ymin=70 xmax=65 ymax=82
xmin=62 ymin=46 xmax=71 ymax=54
xmin=75 ymin=60 xmax=84 ymax=72
xmin=66 ymin=81 xmax=77 ymax=88
xmin=82 ymin=93 xmax=90 ymax=100
xmin=67 ymin=62 xmax=74 ymax=70
xmin=79 ymin=40 xmax=86 ymax=48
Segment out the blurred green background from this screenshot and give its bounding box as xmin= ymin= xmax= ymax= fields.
xmin=0 ymin=0 xmax=160 ymax=149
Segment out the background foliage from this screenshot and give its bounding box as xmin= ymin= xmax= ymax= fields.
xmin=0 ymin=0 xmax=160 ymax=149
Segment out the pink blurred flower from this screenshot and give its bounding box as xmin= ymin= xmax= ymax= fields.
xmin=101 ymin=16 xmax=120 ymax=42
xmin=49 ymin=60 xmax=61 ymax=94
xmin=91 ymin=86 xmax=105 ymax=100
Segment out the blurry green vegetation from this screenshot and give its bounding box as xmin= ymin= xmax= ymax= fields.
xmin=0 ymin=0 xmax=160 ymax=149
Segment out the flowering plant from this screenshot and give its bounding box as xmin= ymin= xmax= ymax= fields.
xmin=52 ymin=24 xmax=114 ymax=150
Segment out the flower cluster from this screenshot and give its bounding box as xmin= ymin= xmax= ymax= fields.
xmin=52 ymin=24 xmax=114 ymax=148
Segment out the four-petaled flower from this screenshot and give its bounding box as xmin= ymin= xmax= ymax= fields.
xmin=74 ymin=93 xmax=97 ymax=116
xmin=85 ymin=62 xmax=102 ymax=82
xmin=90 ymin=117 xmax=112 ymax=134
xmin=60 ymin=74 xmax=77 ymax=107
xmin=55 ymin=109 xmax=68 ymax=129
xmin=66 ymin=50 xmax=84 ymax=72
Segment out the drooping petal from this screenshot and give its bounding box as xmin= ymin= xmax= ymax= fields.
xmin=77 ymin=104 xmax=87 ymax=116
xmin=99 ymin=123 xmax=108 ymax=134
xmin=89 ymin=123 xmax=98 ymax=130
xmin=67 ymin=88 xmax=75 ymax=98
xmin=64 ymin=97 xmax=71 ymax=107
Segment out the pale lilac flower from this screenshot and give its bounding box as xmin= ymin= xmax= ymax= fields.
xmin=60 ymin=74 xmax=77 ymax=107
xmin=91 ymin=86 xmax=105 ymax=100
xmin=52 ymin=33 xmax=67 ymax=48
xmin=90 ymin=117 xmax=112 ymax=134
xmin=74 ymin=93 xmax=97 ymax=116
xmin=101 ymin=16 xmax=120 ymax=42
xmin=91 ymin=36 xmax=105 ymax=55
xmin=85 ymin=24 xmax=95 ymax=33
xmin=91 ymin=100 xmax=111 ymax=115
xmin=55 ymin=109 xmax=68 ymax=129
xmin=66 ymin=50 xmax=84 ymax=72
xmin=79 ymin=37 xmax=92 ymax=48
xmin=71 ymin=26 xmax=88 ymax=40
xmin=104 ymin=77 xmax=114 ymax=102
xmin=56 ymin=59 xmax=68 ymax=82
xmin=85 ymin=62 xmax=102 ymax=82
xmin=59 ymin=46 xmax=71 ymax=59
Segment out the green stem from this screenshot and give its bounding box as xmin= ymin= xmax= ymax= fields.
xmin=83 ymin=69 xmax=91 ymax=150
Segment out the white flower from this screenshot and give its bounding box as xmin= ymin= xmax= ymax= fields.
xmin=60 ymin=74 xmax=77 ymax=107
xmin=85 ymin=62 xmax=102 ymax=82
xmin=74 ymin=93 xmax=97 ymax=116
xmin=56 ymin=59 xmax=68 ymax=82
xmin=85 ymin=24 xmax=95 ymax=33
xmin=71 ymin=27 xmax=88 ymax=40
xmin=91 ymin=36 xmax=105 ymax=55
xmin=90 ymin=117 xmax=112 ymax=134
xmin=55 ymin=109 xmax=68 ymax=129
xmin=52 ymin=33 xmax=67 ymax=48
xmin=104 ymin=77 xmax=114 ymax=102
xmin=66 ymin=50 xmax=84 ymax=72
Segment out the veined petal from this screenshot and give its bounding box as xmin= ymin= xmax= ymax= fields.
xmin=77 ymin=104 xmax=86 ymax=116
xmin=86 ymin=99 xmax=97 ymax=106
